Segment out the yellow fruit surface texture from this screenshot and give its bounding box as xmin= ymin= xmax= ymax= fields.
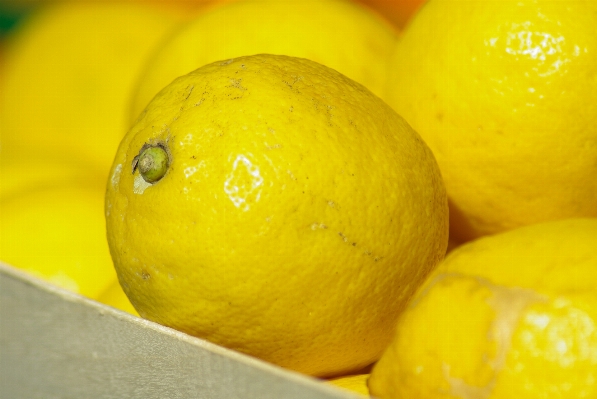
xmin=130 ymin=0 xmax=398 ymax=120
xmin=384 ymin=0 xmax=597 ymax=242
xmin=106 ymin=54 xmax=448 ymax=377
xmin=369 ymin=218 xmax=597 ymax=399
xmin=0 ymin=2 xmax=179 ymax=178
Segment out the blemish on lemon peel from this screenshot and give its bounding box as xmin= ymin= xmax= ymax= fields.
xmin=133 ymin=175 xmax=152 ymax=195
xmin=111 ymin=164 xmax=123 ymax=189
xmin=415 ymin=273 xmax=547 ymax=399
xmin=310 ymin=223 xmax=328 ymax=230
xmin=223 ymin=154 xmax=264 ymax=211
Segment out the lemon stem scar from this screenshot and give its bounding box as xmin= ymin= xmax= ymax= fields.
xmin=136 ymin=144 xmax=169 ymax=183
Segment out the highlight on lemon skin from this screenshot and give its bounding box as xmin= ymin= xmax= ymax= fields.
xmin=133 ymin=143 xmax=170 ymax=183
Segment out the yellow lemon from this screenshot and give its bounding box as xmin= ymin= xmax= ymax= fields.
xmin=0 ymin=147 xmax=106 ymax=201
xmin=97 ymin=279 xmax=139 ymax=316
xmin=368 ymin=218 xmax=597 ymax=399
xmin=106 ymin=54 xmax=448 ymax=377
xmin=0 ymin=2 xmax=179 ymax=179
xmin=129 ymin=0 xmax=398 ymax=119
xmin=0 ymin=184 xmax=116 ymax=299
xmin=383 ymin=0 xmax=597 ymax=242
xmin=326 ymin=373 xmax=370 ymax=396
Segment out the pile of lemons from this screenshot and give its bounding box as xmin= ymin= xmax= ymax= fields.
xmin=1 ymin=0 xmax=596 ymax=398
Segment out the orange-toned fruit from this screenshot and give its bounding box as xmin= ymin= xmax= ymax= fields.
xmin=356 ymin=0 xmax=426 ymax=29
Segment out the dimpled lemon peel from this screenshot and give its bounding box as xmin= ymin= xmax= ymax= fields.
xmin=129 ymin=0 xmax=398 ymax=120
xmin=383 ymin=0 xmax=597 ymax=242
xmin=106 ymin=54 xmax=449 ymax=377
xmin=368 ymin=218 xmax=597 ymax=399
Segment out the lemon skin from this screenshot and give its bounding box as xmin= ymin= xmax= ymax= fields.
xmin=106 ymin=54 xmax=448 ymax=377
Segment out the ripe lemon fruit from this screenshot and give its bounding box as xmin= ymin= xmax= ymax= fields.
xmin=0 ymin=147 xmax=106 ymax=201
xmin=97 ymin=279 xmax=139 ymax=316
xmin=0 ymin=184 xmax=116 ymax=299
xmin=368 ymin=218 xmax=597 ymax=399
xmin=134 ymin=0 xmax=228 ymax=19
xmin=129 ymin=0 xmax=397 ymax=119
xmin=326 ymin=373 xmax=370 ymax=396
xmin=106 ymin=54 xmax=448 ymax=377
xmin=0 ymin=2 xmax=179 ymax=178
xmin=383 ymin=0 xmax=597 ymax=242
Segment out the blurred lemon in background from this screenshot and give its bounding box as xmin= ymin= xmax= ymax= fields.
xmin=383 ymin=0 xmax=597 ymax=242
xmin=97 ymin=278 xmax=139 ymax=316
xmin=0 ymin=183 xmax=116 ymax=299
xmin=133 ymin=0 xmax=229 ymax=18
xmin=0 ymin=1 xmax=180 ymax=299
xmin=0 ymin=148 xmax=104 ymax=201
xmin=356 ymin=0 xmax=426 ymax=29
xmin=326 ymin=373 xmax=370 ymax=396
xmin=369 ymin=218 xmax=597 ymax=399
xmin=107 ymin=54 xmax=448 ymax=377
xmin=0 ymin=1 xmax=180 ymax=179
xmin=130 ymin=0 xmax=398 ymax=119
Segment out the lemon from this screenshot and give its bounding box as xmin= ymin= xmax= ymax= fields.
xmin=129 ymin=0 xmax=397 ymax=120
xmin=326 ymin=373 xmax=370 ymax=396
xmin=0 ymin=184 xmax=116 ymax=299
xmin=134 ymin=0 xmax=227 ymax=19
xmin=0 ymin=147 xmax=106 ymax=201
xmin=368 ymin=218 xmax=597 ymax=399
xmin=97 ymin=279 xmax=139 ymax=316
xmin=0 ymin=2 xmax=179 ymax=178
xmin=356 ymin=0 xmax=426 ymax=29
xmin=106 ymin=54 xmax=448 ymax=377
xmin=383 ymin=0 xmax=597 ymax=242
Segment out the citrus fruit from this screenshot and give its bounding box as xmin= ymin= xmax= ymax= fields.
xmin=0 ymin=2 xmax=179 ymax=179
xmin=133 ymin=0 xmax=227 ymax=18
xmin=106 ymin=54 xmax=449 ymax=377
xmin=326 ymin=373 xmax=370 ymax=396
xmin=383 ymin=0 xmax=597 ymax=242
xmin=129 ymin=0 xmax=398 ymax=120
xmin=97 ymin=279 xmax=139 ymax=316
xmin=0 ymin=147 xmax=106 ymax=201
xmin=368 ymin=218 xmax=597 ymax=399
xmin=356 ymin=0 xmax=426 ymax=29
xmin=0 ymin=184 xmax=116 ymax=299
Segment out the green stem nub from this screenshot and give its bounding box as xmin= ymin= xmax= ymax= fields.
xmin=138 ymin=145 xmax=169 ymax=183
